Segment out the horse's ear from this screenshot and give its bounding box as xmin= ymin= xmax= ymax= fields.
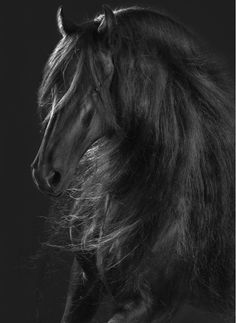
xmin=57 ymin=6 xmax=78 ymax=36
xmin=98 ymin=5 xmax=117 ymax=39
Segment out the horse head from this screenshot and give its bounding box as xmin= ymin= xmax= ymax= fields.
xmin=31 ymin=6 xmax=234 ymax=321
xmin=31 ymin=6 xmax=117 ymax=196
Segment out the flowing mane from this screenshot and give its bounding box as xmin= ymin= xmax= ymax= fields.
xmin=35 ymin=6 xmax=234 ymax=321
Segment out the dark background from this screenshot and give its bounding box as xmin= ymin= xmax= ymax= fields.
xmin=1 ymin=1 xmax=234 ymax=322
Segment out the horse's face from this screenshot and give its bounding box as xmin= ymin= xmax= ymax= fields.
xmin=31 ymin=7 xmax=118 ymax=196
xmin=31 ymin=45 xmax=114 ymax=197
xmin=32 ymin=92 xmax=100 ymax=197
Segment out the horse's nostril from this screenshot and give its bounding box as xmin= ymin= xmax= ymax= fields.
xmin=47 ymin=170 xmax=61 ymax=189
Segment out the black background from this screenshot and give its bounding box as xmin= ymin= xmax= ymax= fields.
xmin=1 ymin=1 xmax=234 ymax=322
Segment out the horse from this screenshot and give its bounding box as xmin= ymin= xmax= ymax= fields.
xmin=31 ymin=5 xmax=234 ymax=323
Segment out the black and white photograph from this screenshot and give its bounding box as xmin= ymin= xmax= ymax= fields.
xmin=2 ymin=1 xmax=234 ymax=322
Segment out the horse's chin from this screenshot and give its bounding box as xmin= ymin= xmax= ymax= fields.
xmin=36 ymin=184 xmax=64 ymax=198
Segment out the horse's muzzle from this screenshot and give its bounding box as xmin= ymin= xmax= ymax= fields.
xmin=31 ymin=162 xmax=63 ymax=197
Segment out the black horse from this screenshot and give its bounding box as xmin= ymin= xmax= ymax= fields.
xmin=31 ymin=5 xmax=234 ymax=323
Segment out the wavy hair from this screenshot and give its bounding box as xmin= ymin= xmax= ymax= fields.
xmin=39 ymin=6 xmax=234 ymax=319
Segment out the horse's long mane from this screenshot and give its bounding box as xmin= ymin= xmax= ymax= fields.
xmin=39 ymin=6 xmax=234 ymax=314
